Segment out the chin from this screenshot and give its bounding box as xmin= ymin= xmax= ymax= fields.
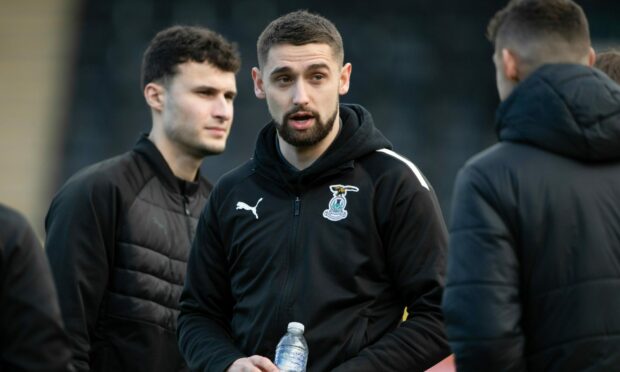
xmin=204 ymin=144 xmax=226 ymax=155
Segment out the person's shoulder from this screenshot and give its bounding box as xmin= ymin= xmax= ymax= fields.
xmin=48 ymin=152 xmax=139 ymax=212
xmin=0 ymin=204 xmax=39 ymax=255
xmin=59 ymin=151 xmax=136 ymax=193
xmin=361 ymin=148 xmax=432 ymax=191
xmin=214 ymin=159 xmax=256 ymax=190
xmin=461 ymin=141 xmax=539 ymax=179
xmin=0 ymin=204 xmax=30 ymax=236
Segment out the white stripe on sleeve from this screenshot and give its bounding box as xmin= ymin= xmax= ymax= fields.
xmin=377 ymin=148 xmax=429 ymax=190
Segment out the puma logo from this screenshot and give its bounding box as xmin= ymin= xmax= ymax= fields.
xmin=236 ymin=198 xmax=263 ymax=219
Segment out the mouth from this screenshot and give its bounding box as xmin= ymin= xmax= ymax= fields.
xmin=204 ymin=126 xmax=227 ymax=137
xmin=287 ymin=111 xmax=315 ymax=129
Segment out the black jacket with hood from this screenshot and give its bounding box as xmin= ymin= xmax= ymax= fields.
xmin=0 ymin=204 xmax=72 ymax=371
xmin=45 ymin=135 xmax=212 ymax=372
xmin=178 ymin=104 xmax=450 ymax=372
xmin=443 ymin=64 xmax=620 ymax=371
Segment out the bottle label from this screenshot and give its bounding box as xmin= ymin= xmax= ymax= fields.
xmin=275 ymin=345 xmax=307 ymax=371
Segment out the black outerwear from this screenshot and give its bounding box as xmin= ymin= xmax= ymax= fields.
xmin=45 ymin=135 xmax=212 ymax=372
xmin=0 ymin=204 xmax=72 ymax=371
xmin=178 ymin=104 xmax=450 ymax=372
xmin=443 ymin=64 xmax=620 ymax=371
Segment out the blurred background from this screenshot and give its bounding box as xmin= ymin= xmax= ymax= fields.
xmin=1 ymin=0 xmax=619 ymax=238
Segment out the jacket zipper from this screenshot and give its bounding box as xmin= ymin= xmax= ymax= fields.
xmin=182 ymin=194 xmax=193 ymax=241
xmin=277 ymin=196 xmax=302 ymax=331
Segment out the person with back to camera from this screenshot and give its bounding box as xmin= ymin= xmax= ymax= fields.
xmin=443 ymin=0 xmax=620 ymax=371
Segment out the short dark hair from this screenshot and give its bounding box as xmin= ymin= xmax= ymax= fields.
xmin=141 ymin=25 xmax=241 ymax=88
xmin=487 ymin=0 xmax=590 ymax=66
xmin=595 ymin=50 xmax=620 ymax=84
xmin=256 ymin=10 xmax=344 ymax=68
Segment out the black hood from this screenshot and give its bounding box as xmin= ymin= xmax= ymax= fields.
xmin=253 ymin=103 xmax=392 ymax=192
xmin=496 ymin=64 xmax=620 ymax=161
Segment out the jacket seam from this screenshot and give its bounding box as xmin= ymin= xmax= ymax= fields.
xmin=117 ymin=240 xmax=187 ymax=264
xmin=113 ymin=266 xmax=184 ymax=288
xmin=108 ymin=290 xmax=180 ymax=313
xmin=529 ymin=333 xmax=620 ymax=356
xmin=106 ymin=313 xmax=178 ymax=334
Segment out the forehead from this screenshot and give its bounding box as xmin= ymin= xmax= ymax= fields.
xmin=263 ymin=43 xmax=339 ymax=73
xmin=172 ymin=60 xmax=236 ymax=89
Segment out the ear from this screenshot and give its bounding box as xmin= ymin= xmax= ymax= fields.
xmin=144 ymin=82 xmax=165 ymax=112
xmin=501 ymin=48 xmax=520 ymax=82
xmin=251 ymin=67 xmax=266 ymax=99
xmin=339 ymin=63 xmax=352 ymax=95
xmin=587 ymin=47 xmax=596 ymax=67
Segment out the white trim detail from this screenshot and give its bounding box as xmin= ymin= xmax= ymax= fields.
xmin=377 ymin=149 xmax=429 ymax=190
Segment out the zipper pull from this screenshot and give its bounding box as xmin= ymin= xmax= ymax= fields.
xmin=294 ymin=196 xmax=300 ymax=216
xmin=183 ymin=195 xmax=190 ymax=216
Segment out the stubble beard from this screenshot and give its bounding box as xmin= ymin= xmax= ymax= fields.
xmin=165 ymin=123 xmax=225 ymax=159
xmin=275 ymin=104 xmax=339 ymax=148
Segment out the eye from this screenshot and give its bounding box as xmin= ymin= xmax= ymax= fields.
xmin=196 ymin=88 xmax=217 ymax=97
xmin=225 ymin=92 xmax=236 ymax=101
xmin=275 ymin=75 xmax=292 ymax=84
xmin=312 ymin=74 xmax=325 ymax=81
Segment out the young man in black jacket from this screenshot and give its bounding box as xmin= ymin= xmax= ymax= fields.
xmin=443 ymin=1 xmax=620 ymax=371
xmin=45 ymin=26 xmax=240 ymax=372
xmin=0 ymin=204 xmax=72 ymax=371
xmin=178 ymin=10 xmax=450 ymax=372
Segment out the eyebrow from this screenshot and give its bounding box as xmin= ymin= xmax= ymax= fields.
xmin=269 ymin=63 xmax=331 ymax=77
xmin=192 ymin=85 xmax=237 ymax=96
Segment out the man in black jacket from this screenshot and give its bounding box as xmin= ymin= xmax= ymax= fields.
xmin=45 ymin=26 xmax=240 ymax=372
xmin=0 ymin=204 xmax=72 ymax=371
xmin=443 ymin=1 xmax=620 ymax=371
xmin=178 ymin=10 xmax=450 ymax=372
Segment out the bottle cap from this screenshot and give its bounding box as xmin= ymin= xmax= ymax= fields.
xmin=287 ymin=322 xmax=305 ymax=333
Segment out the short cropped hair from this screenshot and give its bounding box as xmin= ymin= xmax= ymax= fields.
xmin=595 ymin=50 xmax=620 ymax=84
xmin=256 ymin=10 xmax=344 ymax=68
xmin=487 ymin=0 xmax=590 ymax=67
xmin=141 ymin=25 xmax=241 ymax=88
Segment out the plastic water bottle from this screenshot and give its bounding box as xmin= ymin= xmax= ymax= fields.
xmin=274 ymin=322 xmax=309 ymax=372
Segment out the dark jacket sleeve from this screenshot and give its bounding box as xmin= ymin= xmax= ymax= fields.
xmin=178 ymin=192 xmax=245 ymax=372
xmin=0 ymin=206 xmax=73 ymax=372
xmin=334 ymin=167 xmax=450 ymax=371
xmin=45 ymin=176 xmax=117 ymax=372
xmin=442 ymin=166 xmax=525 ymax=371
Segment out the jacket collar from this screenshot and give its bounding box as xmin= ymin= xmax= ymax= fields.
xmin=252 ymin=104 xmax=392 ymax=193
xmin=132 ymin=134 xmax=201 ymax=196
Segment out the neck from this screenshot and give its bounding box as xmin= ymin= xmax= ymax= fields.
xmin=278 ymin=114 xmax=341 ymax=171
xmin=149 ymin=129 xmax=202 ymax=182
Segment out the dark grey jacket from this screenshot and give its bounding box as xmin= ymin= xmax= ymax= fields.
xmin=443 ymin=64 xmax=620 ymax=371
xmin=46 ymin=135 xmax=211 ymax=372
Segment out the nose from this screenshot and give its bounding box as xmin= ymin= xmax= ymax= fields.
xmin=292 ymin=82 xmax=310 ymax=106
xmin=212 ymin=95 xmax=232 ymax=122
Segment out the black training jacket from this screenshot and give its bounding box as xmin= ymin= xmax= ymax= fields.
xmin=45 ymin=135 xmax=211 ymax=372
xmin=0 ymin=204 xmax=72 ymax=371
xmin=443 ymin=64 xmax=620 ymax=371
xmin=179 ymin=104 xmax=450 ymax=372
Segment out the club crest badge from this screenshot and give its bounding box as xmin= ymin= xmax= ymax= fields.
xmin=322 ymin=185 xmax=359 ymax=222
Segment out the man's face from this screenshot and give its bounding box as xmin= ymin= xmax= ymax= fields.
xmin=252 ymin=43 xmax=351 ymax=147
xmin=161 ymin=61 xmax=237 ymax=157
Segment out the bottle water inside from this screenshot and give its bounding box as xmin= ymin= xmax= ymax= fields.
xmin=274 ymin=322 xmax=308 ymax=372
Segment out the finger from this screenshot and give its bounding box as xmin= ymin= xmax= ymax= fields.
xmin=248 ymin=355 xmax=279 ymax=371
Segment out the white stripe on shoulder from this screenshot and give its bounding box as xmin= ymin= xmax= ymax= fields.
xmin=376 ymin=148 xmax=429 ymax=190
